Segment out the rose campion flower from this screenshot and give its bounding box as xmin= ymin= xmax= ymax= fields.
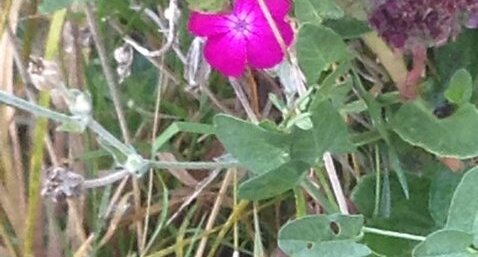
xmin=188 ymin=0 xmax=294 ymax=77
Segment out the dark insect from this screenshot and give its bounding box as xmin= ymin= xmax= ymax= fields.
xmin=433 ymin=102 xmax=456 ymax=119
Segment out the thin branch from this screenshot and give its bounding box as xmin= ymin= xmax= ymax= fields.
xmin=83 ymin=169 xmax=130 ymax=189
xmin=130 ymin=3 xmax=187 ymax=63
xmin=363 ymin=227 xmax=426 ymax=241
xmin=85 ymin=3 xmax=131 ymax=144
xmin=323 ymin=152 xmax=349 ymax=214
xmin=108 ymin=20 xmax=180 ymax=84
xmin=229 ymin=78 xmax=258 ymax=123
xmin=194 ymin=168 xmax=235 ymax=257
xmin=0 ymin=90 xmax=242 ymax=171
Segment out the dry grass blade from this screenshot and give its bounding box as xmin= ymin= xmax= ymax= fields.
xmin=194 ymin=168 xmax=235 ymax=257
xmin=73 ymin=234 xmax=95 ymax=257
xmin=67 ymin=198 xmax=87 ymax=247
xmin=323 ymin=152 xmax=349 ymax=214
xmin=0 ymin=0 xmax=25 ymax=240
xmin=99 ymin=192 xmax=134 ymax=246
xmin=166 ymin=168 xmax=220 ymax=225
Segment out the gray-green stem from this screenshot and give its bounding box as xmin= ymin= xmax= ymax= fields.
xmin=363 ymin=227 xmax=426 ymax=241
xmin=0 ymin=90 xmax=242 ymax=172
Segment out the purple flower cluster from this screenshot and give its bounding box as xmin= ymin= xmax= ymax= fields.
xmin=369 ymin=0 xmax=478 ymax=50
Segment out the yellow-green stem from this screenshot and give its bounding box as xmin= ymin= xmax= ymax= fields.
xmin=23 ymin=9 xmax=66 ymax=257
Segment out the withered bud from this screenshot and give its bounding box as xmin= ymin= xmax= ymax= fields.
xmin=28 ymin=57 xmax=64 ymax=91
xmin=164 ymin=0 xmax=180 ymax=22
xmin=41 ymin=167 xmax=84 ymax=202
xmin=114 ymin=44 xmax=133 ymax=84
xmin=67 ymin=89 xmax=92 ymax=117
xmin=184 ymin=37 xmax=211 ymax=88
xmin=114 ymin=44 xmax=133 ymax=65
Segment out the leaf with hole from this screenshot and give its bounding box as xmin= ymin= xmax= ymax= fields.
xmin=278 ymin=214 xmax=371 ymax=257
xmin=392 ymin=99 xmax=478 ymax=159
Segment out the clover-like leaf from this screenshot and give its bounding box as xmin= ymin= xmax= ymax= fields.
xmin=294 ymin=0 xmax=344 ymax=24
xmin=290 ymin=99 xmax=355 ymax=165
xmin=297 ymin=25 xmax=349 ymax=83
xmin=444 ymin=69 xmax=473 ymax=105
xmin=214 ymin=114 xmax=291 ymax=174
xmin=392 ymin=99 xmax=478 ymax=159
xmin=412 ymin=230 xmax=475 ymax=257
xmin=446 ymin=167 xmax=478 ymax=247
xmin=238 ymin=161 xmax=309 ymax=200
xmin=278 ymin=214 xmax=371 ymax=257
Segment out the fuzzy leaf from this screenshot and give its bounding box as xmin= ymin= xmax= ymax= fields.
xmin=278 ymin=214 xmax=371 ymax=257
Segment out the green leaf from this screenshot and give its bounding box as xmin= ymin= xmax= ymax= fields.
xmin=153 ymin=122 xmax=214 ymax=153
xmin=297 ymin=24 xmax=349 ymax=83
xmin=446 ymin=167 xmax=478 ymax=247
xmin=412 ymin=230 xmax=475 ymax=257
xmin=238 ymin=161 xmax=309 ymax=200
xmin=429 ymin=169 xmax=462 ymax=227
xmin=294 ymin=0 xmax=344 ymax=24
xmin=352 ymin=173 xmax=435 ymax=235
xmin=278 ymin=214 xmax=371 ymax=257
xmin=363 ymin=233 xmax=418 ymax=257
xmin=445 ymin=69 xmax=473 ymax=105
xmin=290 ymin=99 xmax=355 ymax=165
xmin=434 ymin=29 xmax=478 ymax=83
xmin=323 ymin=17 xmax=371 ymax=39
xmin=39 ymin=0 xmax=91 ymax=13
xmin=186 ymin=0 xmax=228 ymax=12
xmin=214 ymin=114 xmax=291 ymax=174
xmin=392 ymin=99 xmax=478 ymax=159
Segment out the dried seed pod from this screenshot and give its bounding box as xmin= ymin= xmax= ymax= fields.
xmin=114 ymin=44 xmax=133 ymax=84
xmin=28 ymin=57 xmax=64 ymax=91
xmin=41 ymin=167 xmax=85 ymax=202
xmin=67 ymin=89 xmax=92 ymax=117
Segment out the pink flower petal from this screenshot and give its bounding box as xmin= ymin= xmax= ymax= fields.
xmin=188 ymin=12 xmax=230 ymax=37
xmin=275 ymin=18 xmax=294 ymax=45
xmin=246 ymin=18 xmax=293 ymax=68
xmin=265 ymin=0 xmax=292 ymax=18
xmin=233 ymin=0 xmax=259 ymax=14
xmin=233 ymin=0 xmax=291 ymax=18
xmin=204 ymin=33 xmax=247 ymax=76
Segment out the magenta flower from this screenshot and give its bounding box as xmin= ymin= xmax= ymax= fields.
xmin=188 ymin=0 xmax=294 ymax=77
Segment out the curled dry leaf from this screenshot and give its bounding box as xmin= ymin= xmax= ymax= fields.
xmin=28 ymin=56 xmax=64 ymax=91
xmin=184 ymin=37 xmax=211 ymax=89
xmin=114 ymin=44 xmax=133 ymax=84
xmin=41 ymin=167 xmax=85 ymax=202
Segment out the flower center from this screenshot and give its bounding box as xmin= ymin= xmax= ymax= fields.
xmin=228 ymin=12 xmax=253 ymax=38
